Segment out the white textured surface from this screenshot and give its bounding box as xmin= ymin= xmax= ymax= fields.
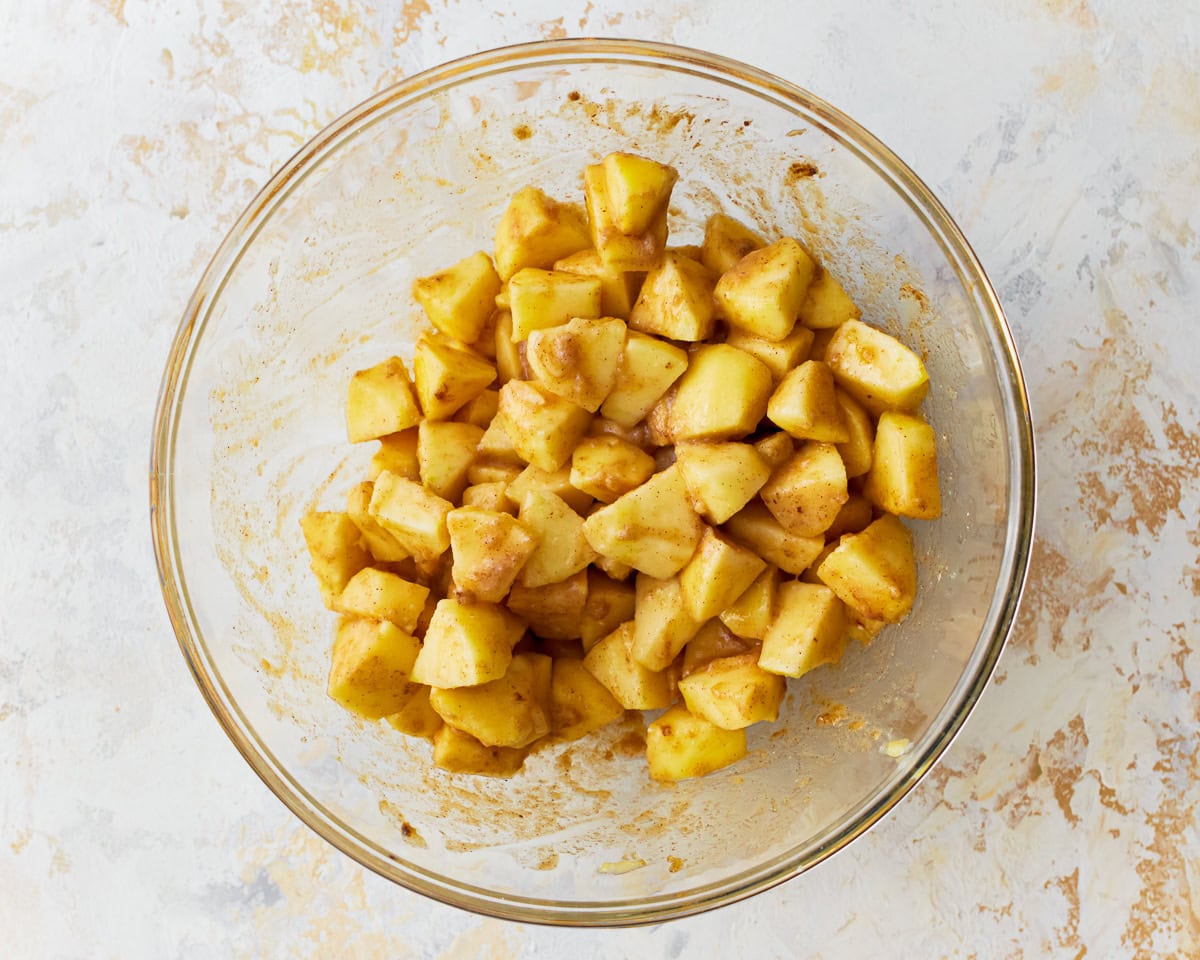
xmin=2 ymin=1 xmax=1198 ymax=957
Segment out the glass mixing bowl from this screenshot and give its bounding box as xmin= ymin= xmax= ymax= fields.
xmin=151 ymin=39 xmax=1035 ymax=925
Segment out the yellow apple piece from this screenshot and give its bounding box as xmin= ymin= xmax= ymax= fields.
xmin=674 ymin=441 xmax=772 ymax=525
xmin=700 ymin=212 xmax=765 ymax=276
xmin=584 ymin=162 xmax=669 ymax=272
xmin=384 ymin=684 xmax=443 ymax=739
xmin=722 ymin=501 xmax=825 ymax=575
xmin=797 ymin=265 xmax=862 ymax=329
xmin=332 ymin=567 xmax=430 ymax=633
xmin=760 ymin=441 xmax=849 ymax=538
xmin=493 ymin=185 xmax=591 ymax=281
xmin=817 ymin=514 xmax=917 ymax=623
xmin=327 ymin=617 xmax=422 ymax=720
xmin=582 ymin=464 xmax=705 ymax=579
xmin=453 ymin=388 xmax=499 ymax=429
xmin=628 ymin=251 xmax=717 ymax=342
xmin=459 ymin=480 xmax=515 ymax=516
xmin=504 ymin=462 xmax=592 ymax=514
xmin=412 ymin=335 xmax=496 ymax=421
xmin=526 ymin=316 xmax=627 ymax=411
xmin=714 ymin=237 xmax=817 ymax=341
xmin=646 ymin=705 xmax=747 ymax=781
xmin=603 ymin=151 xmax=678 ymax=235
xmin=412 ymin=250 xmax=502 ymax=344
xmin=505 ymin=569 xmax=588 ymax=640
xmin=507 ymin=267 xmax=602 ymax=342
xmin=446 ymin=506 xmax=539 ymax=603
xmin=345 ymin=356 xmax=423 ymax=443
xmin=417 ymin=420 xmax=483 ymax=503
xmin=429 ymin=653 xmax=551 ymax=749
xmin=758 ymin=581 xmax=847 ymax=678
xmin=583 ymin=621 xmax=673 ymax=710
xmin=580 ymin=569 xmax=637 ymax=651
xmin=432 ymin=723 xmax=527 ymax=777
xmin=752 ymin=432 xmax=795 ymax=470
xmin=550 ymin=658 xmax=626 ymax=741
xmin=367 ymin=429 xmax=420 ymax=481
xmin=553 ymin=248 xmax=643 ymax=319
xmin=835 ymin=389 xmax=875 ymax=478
xmin=679 ymin=527 xmax=767 ymax=622
xmin=301 ymin=511 xmax=371 ymax=607
xmin=631 ymin=573 xmax=704 ymax=672
xmin=677 ymin=652 xmax=786 ymax=730
xmin=862 ymin=411 xmax=942 ymax=520
xmin=345 ymin=481 xmax=408 ymax=563
xmin=569 ymin=435 xmax=655 ymax=503
xmin=725 ymin=324 xmax=815 ymax=383
xmin=410 ymin=598 xmax=526 ymax=688
xmin=517 ymin=490 xmax=596 ymax=588
xmin=669 ymin=344 xmax=773 ymax=441
xmin=599 ymin=331 xmax=688 ymax=428
xmin=496 ymin=380 xmax=592 ymax=472
xmin=368 ymin=471 xmax=453 ymax=565
xmin=718 ymin=565 xmax=779 ymax=641
xmin=824 ymin=319 xmax=929 ymax=415
xmin=766 ymin=360 xmax=849 ymax=443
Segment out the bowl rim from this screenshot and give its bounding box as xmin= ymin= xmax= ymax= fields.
xmin=150 ymin=36 xmax=1036 ymax=926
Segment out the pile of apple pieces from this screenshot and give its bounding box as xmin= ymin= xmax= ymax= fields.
xmin=301 ymin=151 xmax=940 ymax=781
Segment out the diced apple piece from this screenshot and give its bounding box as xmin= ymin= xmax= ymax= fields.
xmin=345 ymin=356 xmax=422 ymax=442
xmin=446 ymin=506 xmax=538 ymax=603
xmin=646 ymin=704 xmax=747 ymax=781
xmin=367 ymin=429 xmax=420 ymax=482
xmin=603 ymin=152 xmax=678 ymax=235
xmin=628 ymin=252 xmax=717 ymax=342
xmin=417 ymin=420 xmax=483 ymax=502
xmin=722 ymin=501 xmax=824 ymax=575
xmin=412 ymin=335 xmax=496 ymax=421
xmin=669 ymin=344 xmax=773 ymax=441
xmin=700 ymin=212 xmax=765 ymax=276
xmin=825 ymin=319 xmax=929 ymax=415
xmin=432 ymin=724 xmax=527 ymax=777
xmin=758 ymin=581 xmax=847 ymax=678
xmin=553 ymin=248 xmax=643 ymax=320
xmin=368 ymin=471 xmax=452 ymax=565
xmin=583 ymin=464 xmax=705 ymax=579
xmin=600 ymin=331 xmax=688 ymax=429
xmin=346 ymin=481 xmax=408 ymax=563
xmin=504 ymin=462 xmax=592 ymax=514
xmin=327 ymin=618 xmax=421 ymax=719
xmin=454 ymin=388 xmax=499 ymax=429
xmin=507 ymin=268 xmax=602 ymax=342
xmin=429 ymin=653 xmax=551 ymax=749
xmin=725 ymin=324 xmax=815 ymax=383
xmin=476 ymin=413 xmax=522 ymax=465
xmin=460 ymin=481 xmax=515 ymax=516
xmin=800 ymin=542 xmax=839 ymax=585
xmin=714 ymin=238 xmax=817 ymax=341
xmin=505 ymin=569 xmax=588 ymax=640
xmin=493 ymin=186 xmax=591 ymax=281
xmin=384 ymin=684 xmax=443 ymax=739
xmin=496 ymin=380 xmax=592 ymax=472
xmin=526 ymin=316 xmax=626 ymax=411
xmin=583 ymin=621 xmax=673 ymax=710
xmin=752 ymin=432 xmax=795 ymax=470
xmin=817 ymin=514 xmax=917 ymax=623
xmin=679 ymin=527 xmax=767 ymax=622
xmin=492 ymin=310 xmax=524 ymax=385
xmin=846 ymin=606 xmax=887 ymax=645
xmin=550 ymin=658 xmax=626 ymax=740
xmin=719 ymin=565 xmax=779 ymax=641
xmin=301 ymin=511 xmax=371 ymax=607
xmin=584 ymin=162 xmax=669 ymax=272
xmin=517 ymin=490 xmax=596 ymax=588
xmin=631 ymin=573 xmax=704 ymax=671
xmin=580 ymin=569 xmax=637 ymax=652
xmin=797 ymin=266 xmax=862 ymax=329
xmin=766 ymin=360 xmax=849 ymax=442
xmin=333 ymin=567 xmax=429 ymax=633
xmin=835 ymin=389 xmax=875 ymax=478
xmin=825 ymin=493 xmax=875 ymax=540
xmin=569 ymin=435 xmax=655 ymax=503
xmin=674 ymin=441 xmax=771 ymax=525
xmin=760 ymin=441 xmax=849 ymax=538
xmin=412 ymin=250 xmax=502 ymax=344
xmin=681 ymin=620 xmax=754 ymax=676
xmin=677 ymin=652 xmax=786 ymax=730
xmin=465 ymin=461 xmax=523 ymax=486
xmin=863 ymin=411 xmax=942 ymax=520
xmin=410 ymin=598 xmax=525 ymax=688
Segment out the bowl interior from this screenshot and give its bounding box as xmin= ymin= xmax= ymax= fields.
xmin=156 ymin=42 xmax=1032 ymax=924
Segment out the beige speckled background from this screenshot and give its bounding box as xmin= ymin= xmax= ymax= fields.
xmin=1 ymin=1 xmax=1197 ymax=957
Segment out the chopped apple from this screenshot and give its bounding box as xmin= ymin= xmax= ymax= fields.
xmin=432 ymin=724 xmax=527 ymax=777
xmin=410 ymin=598 xmax=526 ymax=688
xmin=646 ymin=704 xmax=746 ymax=781
xmin=412 ymin=335 xmax=496 ymax=421
xmin=496 ymin=380 xmax=592 ymax=472
xmin=446 ymin=506 xmax=539 ymax=603
xmin=797 ymin=265 xmax=861 ymax=329
xmin=700 ymin=212 xmax=765 ymax=276
xmin=677 ymin=652 xmax=786 ymax=729
xmin=599 ymin=331 xmax=688 ymax=428
xmin=758 ymin=581 xmax=847 ymax=678
xmin=817 ymin=514 xmax=917 ymax=623
xmin=722 ymin=501 xmax=825 ymax=575
xmin=825 ymin=319 xmax=930 ymax=415
xmin=580 ymin=569 xmax=637 ymax=651
xmin=332 ymin=567 xmax=430 ymax=633
xmin=553 ymin=248 xmax=643 ymax=319
xmin=583 ymin=621 xmax=673 ymax=710
xmin=674 ymin=441 xmax=772 ymax=525
xmin=301 ymin=511 xmax=371 ymax=607
xmin=417 ymin=420 xmax=483 ymax=502
xmin=368 ymin=471 xmax=452 ymax=565
xmin=517 ymin=490 xmax=596 ymax=588
xmin=714 ymin=237 xmax=817 ymax=341
xmin=766 ymin=360 xmax=849 ymax=443
xmin=429 ymin=653 xmax=551 ymax=748
xmin=603 ymin=152 xmax=678 ymax=235
xmin=493 ymin=186 xmax=591 ymax=281
xmin=526 ymin=316 xmax=626 ymax=411
xmin=504 ymin=462 xmax=592 ymax=514
xmin=505 ymin=569 xmax=588 ymax=640
xmin=862 ymin=411 xmax=942 ymax=520
xmin=584 ymin=162 xmax=669 ymax=271
xmin=550 ymin=658 xmax=626 ymax=740
xmin=327 ymin=618 xmax=421 ymax=719
xmin=679 ymin=527 xmax=767 ymax=622
xmin=507 ymin=268 xmax=603 ymax=342
xmin=346 ymin=481 xmax=409 ymax=563
xmin=345 ymin=356 xmax=423 ymax=442
xmin=412 ymin=250 xmax=502 ymax=344
xmin=835 ymin=389 xmax=875 ymax=478
xmin=719 ymin=565 xmax=779 ymax=641
xmin=569 ymin=435 xmax=655 ymax=503
xmin=631 ymin=573 xmax=704 ymax=671
xmin=760 ymin=441 xmax=849 ymax=538
xmin=628 ymin=252 xmax=717 ymax=341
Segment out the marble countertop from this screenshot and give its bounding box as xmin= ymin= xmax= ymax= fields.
xmin=2 ymin=1 xmax=1197 ymax=956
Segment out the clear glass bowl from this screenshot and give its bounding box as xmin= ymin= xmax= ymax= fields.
xmin=151 ymin=39 xmax=1035 ymax=925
